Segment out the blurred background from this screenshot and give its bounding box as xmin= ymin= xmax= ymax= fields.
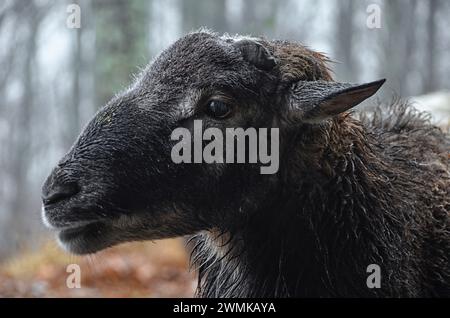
xmin=0 ymin=0 xmax=449 ymax=297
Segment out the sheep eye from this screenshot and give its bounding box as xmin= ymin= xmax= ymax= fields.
xmin=206 ymin=100 xmax=232 ymax=119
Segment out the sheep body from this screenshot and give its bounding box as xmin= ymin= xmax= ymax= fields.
xmin=192 ymin=101 xmax=450 ymax=297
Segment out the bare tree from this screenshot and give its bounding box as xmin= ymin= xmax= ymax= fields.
xmin=423 ymin=0 xmax=439 ymax=93
xmin=334 ymin=0 xmax=357 ymax=82
xmin=93 ymin=0 xmax=150 ymax=107
xmin=377 ymin=0 xmax=420 ymax=96
xmin=67 ymin=0 xmax=82 ymax=146
xmin=240 ymin=0 xmax=279 ymax=37
xmin=182 ymin=0 xmax=227 ymax=33
xmin=0 ymin=0 xmax=49 ymax=257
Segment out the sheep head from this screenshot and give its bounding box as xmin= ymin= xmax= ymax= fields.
xmin=41 ymin=31 xmax=384 ymax=254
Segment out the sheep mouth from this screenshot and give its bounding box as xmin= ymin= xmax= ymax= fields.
xmin=54 ymin=213 xmax=151 ymax=255
xmin=47 ymin=205 xmax=192 ymax=255
xmin=58 ymin=221 xmax=102 ymax=241
xmin=56 ymin=221 xmax=116 ymax=255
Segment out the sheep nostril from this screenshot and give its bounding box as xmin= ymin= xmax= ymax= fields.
xmin=42 ymin=182 xmax=80 ymax=206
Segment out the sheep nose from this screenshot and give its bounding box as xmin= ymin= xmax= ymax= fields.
xmin=42 ymin=182 xmax=80 ymax=206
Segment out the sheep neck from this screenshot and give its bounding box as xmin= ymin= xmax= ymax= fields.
xmin=194 ymin=116 xmax=419 ymax=297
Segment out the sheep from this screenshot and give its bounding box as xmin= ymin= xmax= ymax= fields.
xmin=41 ymin=31 xmax=450 ymax=297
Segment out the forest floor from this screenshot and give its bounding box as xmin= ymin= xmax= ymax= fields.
xmin=0 ymin=239 xmax=196 ymax=297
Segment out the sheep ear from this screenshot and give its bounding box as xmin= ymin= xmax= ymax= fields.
xmin=288 ymin=79 xmax=386 ymax=123
xmin=233 ymin=39 xmax=276 ymax=71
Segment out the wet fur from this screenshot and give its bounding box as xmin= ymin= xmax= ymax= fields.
xmin=191 ymin=101 xmax=450 ymax=297
xmin=42 ymin=31 xmax=450 ymax=297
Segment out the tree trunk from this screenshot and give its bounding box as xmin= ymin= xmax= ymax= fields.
xmin=67 ymin=0 xmax=82 ymax=146
xmin=423 ymin=0 xmax=439 ymax=93
xmin=94 ymin=0 xmax=150 ymax=107
xmin=8 ymin=0 xmax=43 ymax=252
xmin=182 ymin=0 xmax=228 ymax=34
xmin=334 ymin=0 xmax=356 ymax=82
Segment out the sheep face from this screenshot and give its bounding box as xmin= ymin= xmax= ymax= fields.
xmin=41 ymin=31 xmax=384 ymax=255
